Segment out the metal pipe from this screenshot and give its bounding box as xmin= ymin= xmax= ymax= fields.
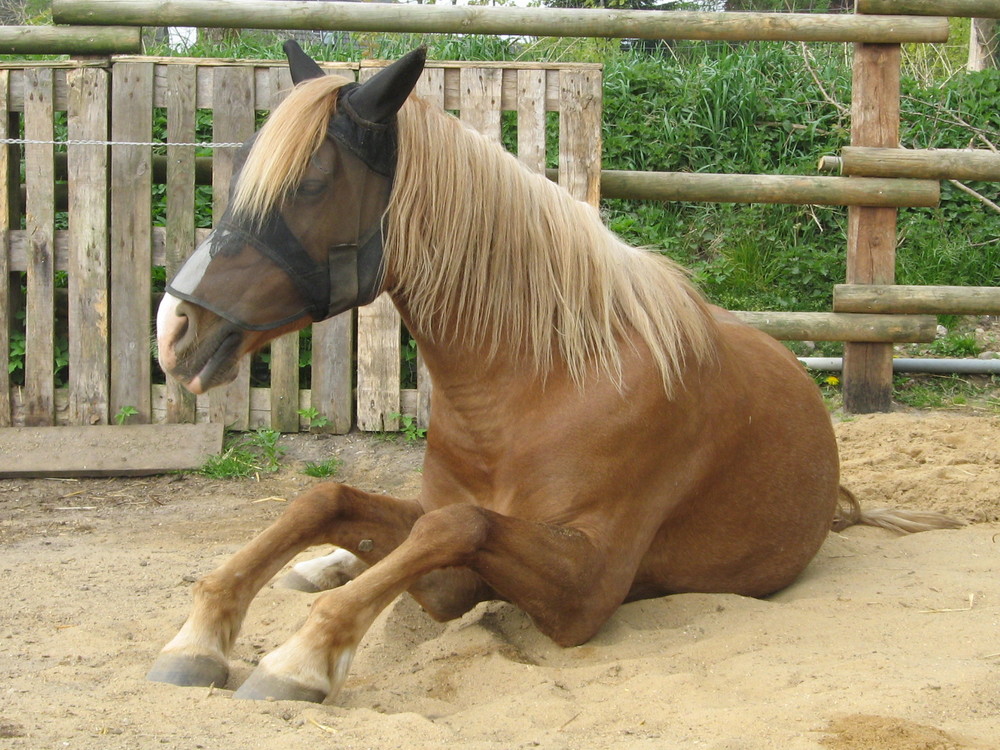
xmin=799 ymin=357 xmax=1000 ymax=375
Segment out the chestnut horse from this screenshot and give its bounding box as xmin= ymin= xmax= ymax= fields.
xmin=150 ymin=43 xmax=959 ymax=703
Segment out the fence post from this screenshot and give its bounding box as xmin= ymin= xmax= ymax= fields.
xmin=842 ymin=42 xmax=901 ymax=413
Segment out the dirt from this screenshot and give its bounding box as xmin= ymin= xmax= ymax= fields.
xmin=1 ymin=412 xmax=998 ymax=749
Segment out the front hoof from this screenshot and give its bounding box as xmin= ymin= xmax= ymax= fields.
xmin=233 ymin=669 xmax=327 ymax=703
xmin=147 ymin=653 xmax=229 ymax=688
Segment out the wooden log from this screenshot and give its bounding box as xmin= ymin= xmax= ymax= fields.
xmin=595 ymin=170 xmax=939 ymax=207
xmin=843 ymin=43 xmax=901 ymax=414
xmin=0 ymin=25 xmax=141 ymax=55
xmin=0 ymin=71 xmax=10 ymax=427
xmin=858 ymin=0 xmax=1000 ymax=18
xmin=834 ymin=284 xmax=1000 ymax=315
xmin=52 ymin=0 xmax=950 ymax=43
xmin=163 ymin=63 xmax=198 ymax=425
xmin=66 ymin=67 xmax=110 ymax=426
xmin=819 ymin=147 xmax=1000 ymax=180
xmin=734 ymin=311 xmax=936 ymax=343
xmin=24 ymin=68 xmax=56 ymax=427
xmin=110 ymin=62 xmax=153 ymax=425
xmin=0 ymin=423 xmax=223 ymax=477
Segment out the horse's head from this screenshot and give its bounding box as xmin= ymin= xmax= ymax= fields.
xmin=156 ymin=42 xmax=425 ymax=394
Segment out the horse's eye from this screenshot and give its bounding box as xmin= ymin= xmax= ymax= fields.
xmin=296 ymin=180 xmax=327 ymax=198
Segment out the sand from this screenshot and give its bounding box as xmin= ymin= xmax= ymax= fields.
xmin=1 ymin=411 xmax=998 ymax=749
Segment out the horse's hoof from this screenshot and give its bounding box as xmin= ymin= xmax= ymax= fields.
xmin=146 ymin=653 xmax=229 ymax=689
xmin=233 ymin=669 xmax=326 ymax=703
xmin=275 ymin=570 xmax=322 ymax=593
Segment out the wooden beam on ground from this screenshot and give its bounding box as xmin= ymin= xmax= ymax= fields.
xmin=834 ymin=284 xmax=1000 ymax=315
xmin=0 ymin=423 xmax=224 ymax=477
xmin=734 ymin=311 xmax=936 ymax=343
xmin=52 ymin=0 xmax=950 ymax=43
xmin=818 ymin=147 xmax=1000 ymax=181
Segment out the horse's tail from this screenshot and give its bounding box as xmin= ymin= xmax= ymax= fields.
xmin=832 ymin=485 xmax=965 ymax=534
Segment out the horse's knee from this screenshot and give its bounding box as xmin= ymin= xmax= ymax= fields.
xmin=408 ymin=504 xmax=490 ymax=566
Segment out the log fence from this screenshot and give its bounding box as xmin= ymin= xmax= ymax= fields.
xmin=0 ymin=0 xmax=996 ymax=431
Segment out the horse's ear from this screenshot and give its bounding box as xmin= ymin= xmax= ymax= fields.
xmin=284 ymin=39 xmax=326 ymax=84
xmin=348 ymin=47 xmax=427 ymax=124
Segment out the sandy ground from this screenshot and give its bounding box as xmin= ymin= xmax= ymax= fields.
xmin=1 ymin=411 xmax=998 ymax=750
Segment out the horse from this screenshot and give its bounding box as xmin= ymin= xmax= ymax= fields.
xmin=150 ymin=42 xmax=961 ymax=704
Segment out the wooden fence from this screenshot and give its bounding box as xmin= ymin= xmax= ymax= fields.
xmin=2 ymin=0 xmax=998 ymax=423
xmin=0 ymin=57 xmax=602 ymax=432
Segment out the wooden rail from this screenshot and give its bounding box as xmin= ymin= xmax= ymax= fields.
xmin=819 ymin=147 xmax=1000 ymax=180
xmin=834 ymin=285 xmax=1000 ymax=315
xmin=858 ymin=0 xmax=1000 ymax=18
xmin=52 ymin=0 xmax=950 ymax=43
xmin=733 ymin=312 xmax=937 ymax=343
xmin=0 ymin=25 xmax=141 ymax=55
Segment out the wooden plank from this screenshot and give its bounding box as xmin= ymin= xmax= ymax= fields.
xmin=356 ymin=293 xmax=400 ymax=431
xmin=0 ymin=423 xmax=223 ymax=477
xmin=734 ymin=311 xmax=936 ymax=343
xmin=413 ymin=68 xmax=445 ymax=431
xmin=306 ymin=67 xmax=357 ymax=435
xmin=110 ymin=61 xmax=153 ymax=424
xmin=310 ymin=312 xmax=353 ymax=434
xmin=834 ymin=284 xmax=1000 ymax=315
xmin=558 ymin=69 xmax=602 ymax=206
xmin=842 ymin=43 xmax=901 ymax=414
xmin=459 ymin=67 xmax=502 ymax=140
xmin=209 ymin=65 xmax=255 ymax=430
xmin=0 ymin=70 xmax=10 ymax=427
xmin=23 ymin=67 xmax=56 ymax=426
xmin=260 ymin=67 xmax=301 ymax=433
xmin=516 ymin=68 xmax=546 ymax=175
xmin=355 ymin=65 xmax=400 ymax=432
xmin=164 ymin=63 xmax=197 ymax=424
xmin=66 ymin=67 xmax=110 ymax=426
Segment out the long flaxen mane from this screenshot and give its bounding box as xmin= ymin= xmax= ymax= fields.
xmin=233 ymin=72 xmax=718 ymax=396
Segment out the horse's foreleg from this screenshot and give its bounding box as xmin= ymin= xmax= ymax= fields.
xmin=146 ymin=482 xmax=422 ymax=689
xmin=234 ymin=504 xmax=630 ymax=703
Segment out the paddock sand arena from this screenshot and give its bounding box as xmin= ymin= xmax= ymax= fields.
xmin=1 ymin=411 xmax=998 ymax=749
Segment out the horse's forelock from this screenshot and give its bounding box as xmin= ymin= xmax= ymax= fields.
xmin=231 ymin=75 xmax=351 ymax=222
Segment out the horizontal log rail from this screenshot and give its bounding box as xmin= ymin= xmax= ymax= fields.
xmin=733 ymin=311 xmax=937 ymax=343
xmin=51 ymin=0 xmax=950 ymax=43
xmin=818 ymin=147 xmax=1000 ymax=181
xmin=0 ymin=25 xmax=141 ymax=55
xmin=834 ymin=284 xmax=1000 ymax=315
xmin=594 ymin=170 xmax=940 ymax=207
xmin=857 ymin=0 xmax=1000 ymax=18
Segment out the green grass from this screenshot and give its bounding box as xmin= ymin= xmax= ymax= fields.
xmin=200 ymin=429 xmax=286 ymax=479
xmin=301 ymin=458 xmax=342 ymax=478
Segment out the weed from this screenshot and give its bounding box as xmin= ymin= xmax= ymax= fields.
xmin=390 ymin=412 xmax=427 ymax=443
xmin=297 ymin=407 xmax=330 ymax=430
xmin=114 ymin=405 xmax=139 ymax=425
xmin=200 ymin=429 xmax=286 ymax=479
xmin=928 ymin=334 xmax=981 ymax=359
xmin=893 ymin=374 xmax=1000 ymax=411
xmin=301 ymin=458 xmax=342 ymax=478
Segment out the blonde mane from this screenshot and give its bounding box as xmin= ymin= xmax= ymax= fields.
xmin=387 ymin=96 xmax=717 ymax=395
xmin=232 ymin=73 xmax=718 ymax=396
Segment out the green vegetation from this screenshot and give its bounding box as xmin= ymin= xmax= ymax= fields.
xmin=301 ymin=458 xmax=342 ymax=478
xmin=200 ymin=429 xmax=286 ymax=479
